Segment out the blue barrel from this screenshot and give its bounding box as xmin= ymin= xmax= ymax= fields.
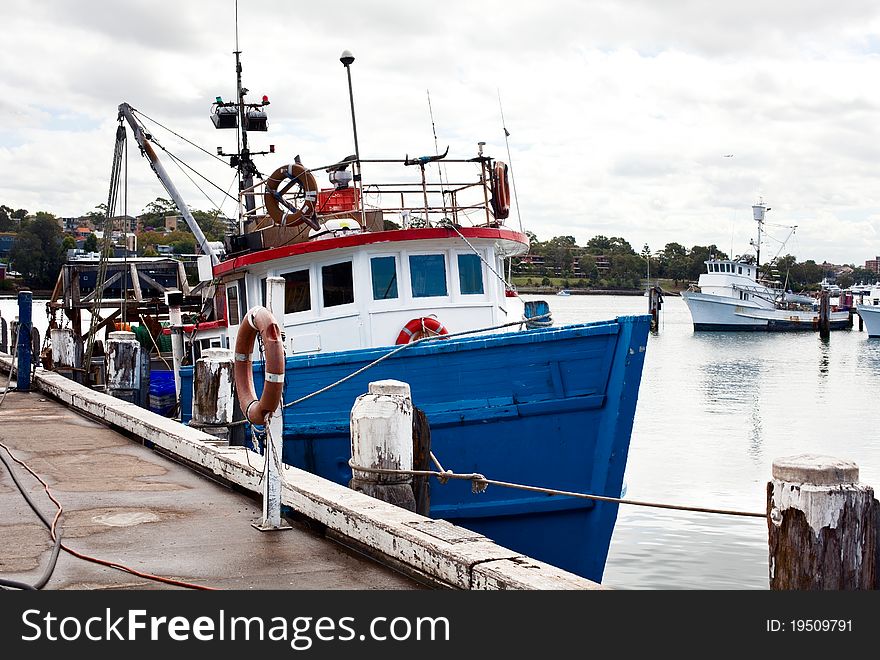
xmin=148 ymin=370 xmax=177 ymax=416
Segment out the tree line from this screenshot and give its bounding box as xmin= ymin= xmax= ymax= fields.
xmin=0 ymin=200 xmax=228 ymax=290
xmin=512 ymin=233 xmax=878 ymax=291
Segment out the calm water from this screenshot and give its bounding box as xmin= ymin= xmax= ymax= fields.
xmin=524 ymin=293 xmax=880 ymax=590
xmin=4 ymin=294 xmax=879 ymax=589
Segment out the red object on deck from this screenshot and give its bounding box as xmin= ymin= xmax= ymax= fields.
xmin=316 ymin=187 xmax=359 ymax=214
xmin=161 ymin=320 xmax=227 ymax=335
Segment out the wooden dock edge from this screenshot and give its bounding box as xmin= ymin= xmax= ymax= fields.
xmin=0 ymin=355 xmax=603 ymax=591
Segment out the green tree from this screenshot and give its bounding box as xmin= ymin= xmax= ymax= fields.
xmin=61 ymin=235 xmax=76 ymax=251
xmin=83 ymin=232 xmax=99 ymax=253
xmin=9 ymin=212 xmax=64 ymax=288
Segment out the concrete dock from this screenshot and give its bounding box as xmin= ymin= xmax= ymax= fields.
xmin=0 ymin=390 xmax=421 ymax=590
xmin=0 ymin=353 xmax=601 ymax=590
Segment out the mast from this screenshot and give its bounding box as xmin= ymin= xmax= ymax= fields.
xmin=118 ymin=103 xmax=219 ymax=265
xmin=751 ymin=198 xmax=770 ymax=271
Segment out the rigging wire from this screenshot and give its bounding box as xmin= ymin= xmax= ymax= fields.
xmin=133 ymin=109 xmax=229 ymax=167
xmin=497 ymin=89 xmax=523 ymax=234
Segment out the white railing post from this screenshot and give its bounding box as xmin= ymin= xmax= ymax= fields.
xmin=253 ymin=276 xmax=291 ymax=532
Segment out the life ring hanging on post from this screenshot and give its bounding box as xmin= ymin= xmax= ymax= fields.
xmin=395 ymin=316 xmax=449 ymax=345
xmin=491 ymin=161 xmax=511 ymax=220
xmin=264 ymin=163 xmax=321 ymax=230
xmin=233 ymin=306 xmax=286 ymax=425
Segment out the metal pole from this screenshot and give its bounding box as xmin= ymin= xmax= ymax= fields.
xmin=253 ymin=276 xmax=291 ymax=532
xmin=16 ymin=291 xmax=32 ymax=391
xmin=340 ymin=51 xmax=366 ymax=229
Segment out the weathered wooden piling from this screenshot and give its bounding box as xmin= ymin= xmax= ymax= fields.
xmin=647 ymin=285 xmax=663 ymax=332
xmin=16 ymin=290 xmax=32 ymax=391
xmin=767 ymin=454 xmax=878 ymax=589
xmin=49 ymin=327 xmax=82 ymax=379
xmin=0 ymin=315 xmax=8 ymax=354
xmin=192 ymin=347 xmax=235 ymax=444
xmin=350 ymin=380 xmax=417 ymax=512
xmin=412 ymin=406 xmax=432 ymax=517
xmin=253 ymin=276 xmax=290 ymax=532
xmin=106 ymin=330 xmax=141 ymax=403
xmin=818 ymin=290 xmax=831 ymax=338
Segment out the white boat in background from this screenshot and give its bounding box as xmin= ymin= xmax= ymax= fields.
xmin=557 ymin=289 xmax=571 ymax=296
xmin=856 ymin=284 xmax=880 ymax=337
xmin=681 ymin=199 xmax=852 ymax=332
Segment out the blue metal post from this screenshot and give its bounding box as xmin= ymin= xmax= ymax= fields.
xmin=17 ymin=290 xmax=32 ymax=391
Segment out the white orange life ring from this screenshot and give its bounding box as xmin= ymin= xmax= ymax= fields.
xmin=395 ymin=317 xmax=449 ymax=344
xmin=491 ymin=161 xmax=510 ymax=220
xmin=264 ymin=163 xmax=320 ymax=230
xmin=233 ymin=306 xmax=285 ymax=425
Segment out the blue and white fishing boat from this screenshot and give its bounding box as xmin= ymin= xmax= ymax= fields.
xmin=116 ymin=45 xmax=650 ymax=582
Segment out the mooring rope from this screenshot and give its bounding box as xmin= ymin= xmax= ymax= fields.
xmin=347 ymin=459 xmax=766 ymax=519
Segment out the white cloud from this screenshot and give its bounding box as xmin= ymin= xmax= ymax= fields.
xmin=2 ymin=0 xmax=880 ymax=264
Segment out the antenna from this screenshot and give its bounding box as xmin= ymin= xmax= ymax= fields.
xmin=497 ymin=89 xmax=523 ymax=232
xmin=426 ymin=89 xmax=448 ymax=217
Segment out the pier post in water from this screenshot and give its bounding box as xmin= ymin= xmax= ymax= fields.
xmin=349 ymin=380 xmax=417 ymax=512
xmin=16 ymin=290 xmax=32 ymax=391
xmin=767 ymin=454 xmax=879 ymax=589
xmin=106 ymin=330 xmax=141 ymax=403
xmin=818 ymin=290 xmax=831 ymax=338
xmin=648 ymin=285 xmax=663 ymax=332
xmin=192 ymin=348 xmax=235 ymax=444
xmin=253 ymin=276 xmax=291 ymax=532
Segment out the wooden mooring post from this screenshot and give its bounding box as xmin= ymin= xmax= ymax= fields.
xmin=818 ymin=290 xmax=831 ymax=338
xmin=349 ymin=380 xmax=417 ymax=512
xmin=106 ymin=330 xmax=141 ymax=403
xmin=647 ymin=285 xmax=663 ymax=332
xmin=191 ymin=348 xmax=235 ymax=444
xmin=767 ymin=454 xmax=879 ymax=589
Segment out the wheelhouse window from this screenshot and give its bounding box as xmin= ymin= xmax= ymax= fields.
xmin=371 ymin=256 xmax=398 ymax=300
xmin=457 ymin=254 xmax=484 ymax=295
xmin=322 ymin=261 xmax=354 ymax=307
xmin=226 ymin=283 xmax=241 ymax=326
xmin=409 ymin=254 xmax=447 ymax=298
xmin=282 ymin=269 xmax=311 ymax=313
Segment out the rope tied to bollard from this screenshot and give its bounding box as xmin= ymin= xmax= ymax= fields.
xmin=347 ymin=459 xmax=765 ymax=518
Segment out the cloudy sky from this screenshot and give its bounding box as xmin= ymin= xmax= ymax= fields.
xmin=2 ymin=0 xmax=880 ymax=265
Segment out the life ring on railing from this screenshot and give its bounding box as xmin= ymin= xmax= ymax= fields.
xmin=264 ymin=163 xmax=321 ymax=230
xmin=233 ymin=306 xmax=285 ymax=425
xmin=491 ymin=161 xmax=510 ymax=220
xmin=395 ymin=316 xmax=449 ymax=344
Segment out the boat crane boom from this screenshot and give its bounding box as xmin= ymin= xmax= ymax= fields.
xmin=118 ymin=102 xmax=219 ymax=266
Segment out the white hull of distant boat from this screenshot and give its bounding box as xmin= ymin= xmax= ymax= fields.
xmin=857 ymin=302 xmax=880 ymax=337
xmin=682 ymin=290 xmax=851 ymax=331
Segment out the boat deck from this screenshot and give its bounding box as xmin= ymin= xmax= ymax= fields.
xmin=0 ymin=390 xmax=421 ymax=590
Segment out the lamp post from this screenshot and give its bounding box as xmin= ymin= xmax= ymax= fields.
xmin=340 ymin=49 xmax=364 ymax=226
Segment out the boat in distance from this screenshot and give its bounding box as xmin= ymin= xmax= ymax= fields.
xmin=856 ymin=284 xmax=880 ymax=337
xmin=681 ymin=200 xmax=852 ymax=332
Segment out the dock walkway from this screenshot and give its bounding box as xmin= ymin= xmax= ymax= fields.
xmin=0 ymin=390 xmax=420 ymax=590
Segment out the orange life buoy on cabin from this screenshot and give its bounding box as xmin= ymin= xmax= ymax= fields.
xmin=395 ymin=317 xmax=449 ymax=345
xmin=233 ymin=306 xmax=286 ymax=425
xmin=264 ymin=163 xmax=321 ymax=230
xmin=491 ymin=161 xmax=511 ymax=220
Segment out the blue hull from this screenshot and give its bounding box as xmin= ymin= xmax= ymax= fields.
xmin=181 ymin=315 xmax=650 ymax=582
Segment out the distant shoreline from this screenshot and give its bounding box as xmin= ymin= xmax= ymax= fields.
xmin=515 ymin=287 xmax=681 ymax=296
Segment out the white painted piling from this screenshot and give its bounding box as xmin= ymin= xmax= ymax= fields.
xmin=106 ymin=330 xmax=141 ymax=403
xmin=50 ymin=328 xmax=80 ymax=369
xmin=165 ymin=289 xmax=185 ymax=400
xmin=349 ymin=379 xmax=417 ymax=512
xmin=767 ymin=454 xmax=878 ymax=589
xmin=192 ymin=347 xmax=235 ymax=443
